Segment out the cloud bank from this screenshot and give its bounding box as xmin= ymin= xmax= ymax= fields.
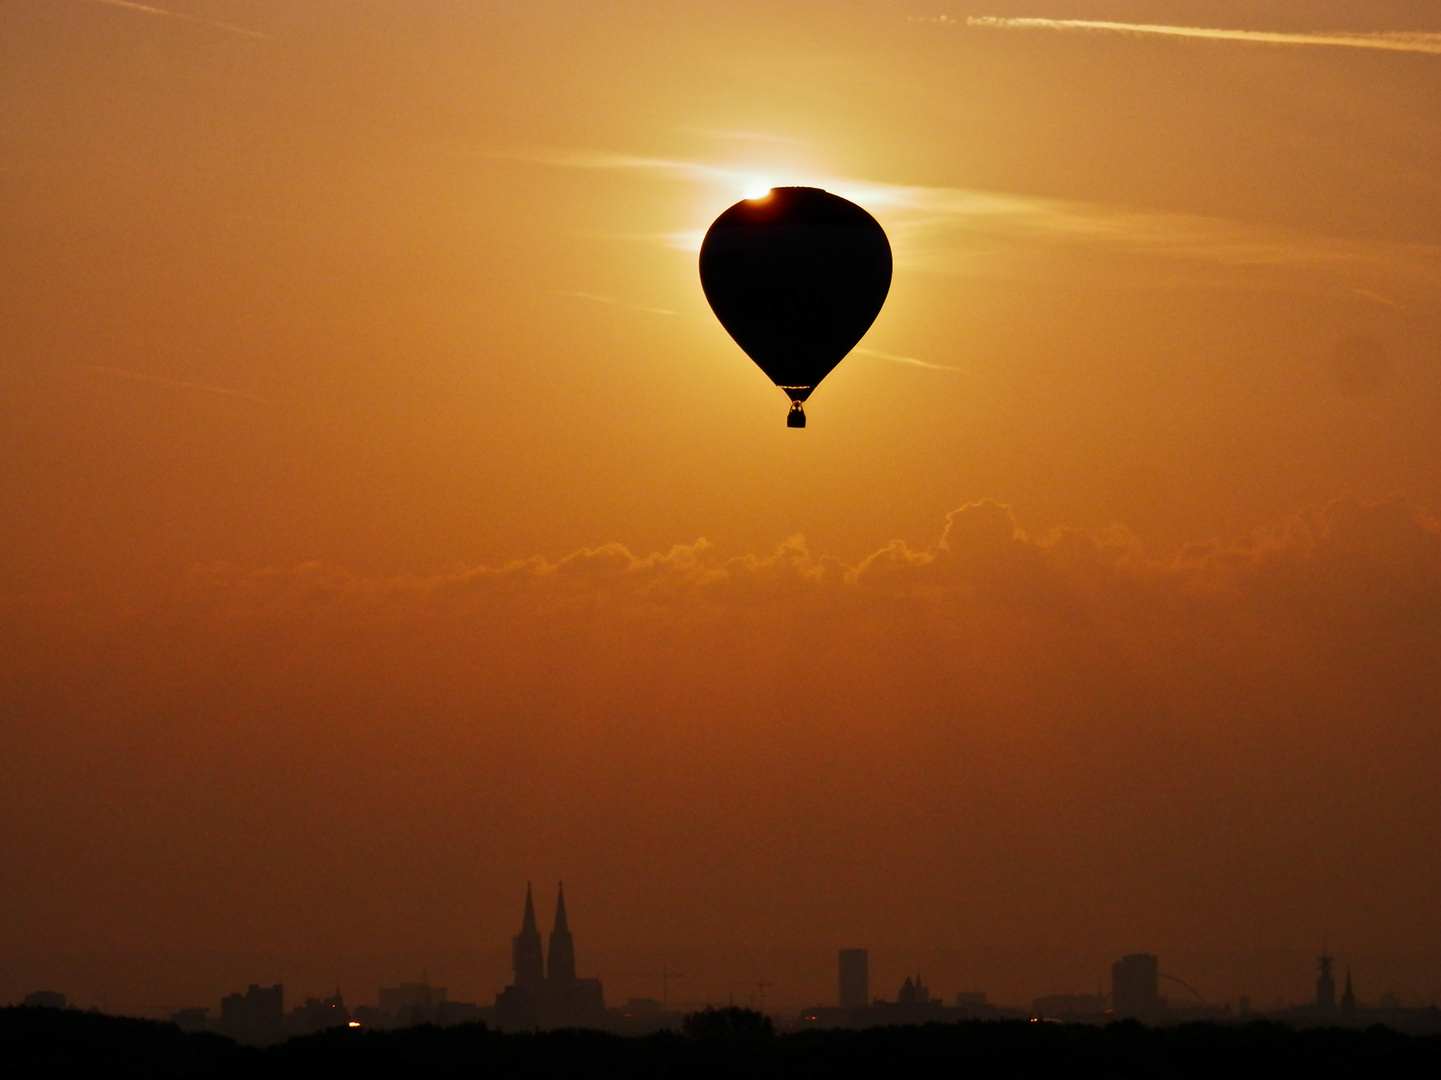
xmin=152 ymin=497 xmax=1441 ymax=649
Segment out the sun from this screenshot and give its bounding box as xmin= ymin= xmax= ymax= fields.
xmin=742 ymin=179 xmax=776 ymax=200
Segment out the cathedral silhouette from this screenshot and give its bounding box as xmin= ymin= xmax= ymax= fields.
xmin=493 ymin=883 xmax=606 ymax=1030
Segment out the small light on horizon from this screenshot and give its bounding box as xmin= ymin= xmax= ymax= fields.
xmin=348 ymin=1021 xmax=361 ymax=1028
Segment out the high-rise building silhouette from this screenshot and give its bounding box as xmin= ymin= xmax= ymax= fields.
xmin=1340 ymin=967 xmax=1356 ymax=1016
xmin=1111 ymin=954 xmax=1160 ymax=1015
xmin=838 ymin=949 xmax=869 ymax=1009
xmin=512 ymin=883 xmax=545 ymax=989
xmin=289 ymin=989 xmax=349 ymax=1036
xmin=218 ymin=983 xmax=284 ymax=1045
xmin=1315 ymin=954 xmax=1336 ymax=1012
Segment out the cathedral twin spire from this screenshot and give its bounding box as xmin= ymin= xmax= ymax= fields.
xmin=511 ymin=882 xmax=576 ymax=988
xmin=512 ymin=883 xmax=545 ymax=988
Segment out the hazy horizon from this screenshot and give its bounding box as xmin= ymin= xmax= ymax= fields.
xmin=5 ymin=941 xmax=1441 ymax=1021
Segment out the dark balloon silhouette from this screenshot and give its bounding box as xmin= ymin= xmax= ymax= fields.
xmin=699 ymin=187 xmax=892 ymax=428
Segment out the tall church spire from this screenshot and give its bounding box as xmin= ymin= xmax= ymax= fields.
xmin=522 ymin=882 xmax=538 ymax=932
xmin=547 ymin=882 xmax=577 ymax=984
xmin=554 ymin=882 xmax=569 ymax=932
xmin=512 ymin=882 xmax=545 ymax=988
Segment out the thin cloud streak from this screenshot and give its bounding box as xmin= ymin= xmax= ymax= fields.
xmin=82 ymin=0 xmax=267 ymax=40
xmin=686 ymin=128 xmax=805 ymax=146
xmin=886 ymin=188 xmax=1441 ymax=282
xmin=490 ymin=148 xmax=790 ymax=195
xmin=78 ymin=364 xmax=266 ymax=403
xmin=853 ymin=347 xmax=960 ymax=372
xmin=963 ymin=17 xmax=1441 ymax=56
xmin=502 ymin=147 xmax=1441 ymax=285
xmin=556 ymin=290 xmax=675 ymax=316
xmin=1353 ymin=288 xmax=1404 ymax=309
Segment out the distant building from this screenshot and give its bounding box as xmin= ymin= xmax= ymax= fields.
xmin=1112 ymin=954 xmax=1160 ymax=1015
xmin=897 ymin=974 xmax=932 ymax=1007
xmin=219 ymin=983 xmax=284 ymax=1046
xmin=838 ymin=949 xmax=869 ymax=1009
xmin=604 ymin=996 xmax=682 ymax=1036
xmin=350 ymin=1004 xmax=388 ymax=1028
xmin=871 ymin=973 xmax=947 ymax=1024
xmin=1033 ymin=994 xmax=1106 ymax=1018
xmin=622 ymin=996 xmax=662 ymax=1017
xmin=170 ymin=1007 xmax=209 ymax=1033
xmin=1276 ymin=958 xmax=1441 ymax=1035
xmin=371 ymin=980 xmax=480 ymax=1029
xmin=1315 ymin=954 xmax=1336 ymax=1013
xmin=23 ymin=991 xmax=66 ymax=1009
xmin=289 ymin=989 xmax=349 ymax=1036
xmin=799 ymin=957 xmax=1015 ymax=1030
xmin=379 ymin=981 xmax=447 ymax=1016
xmin=494 ymin=882 xmax=606 ymax=1030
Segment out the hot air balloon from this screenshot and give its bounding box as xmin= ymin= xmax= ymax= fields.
xmin=699 ymin=186 xmax=892 ymax=428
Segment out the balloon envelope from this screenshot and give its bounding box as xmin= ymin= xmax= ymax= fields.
xmin=699 ymin=187 xmax=892 ymax=411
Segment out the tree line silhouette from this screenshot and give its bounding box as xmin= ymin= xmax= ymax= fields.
xmin=6 ymin=1003 xmax=1441 ymax=1078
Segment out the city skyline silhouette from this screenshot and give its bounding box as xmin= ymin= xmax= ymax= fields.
xmin=10 ymin=882 xmax=1439 ymax=1042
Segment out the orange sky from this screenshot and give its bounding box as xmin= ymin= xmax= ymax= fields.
xmin=3 ymin=0 xmax=1441 ymax=1015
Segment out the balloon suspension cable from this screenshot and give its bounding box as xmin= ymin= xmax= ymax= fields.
xmin=787 ymin=402 xmax=806 ymax=428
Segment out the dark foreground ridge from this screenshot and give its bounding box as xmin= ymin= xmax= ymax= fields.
xmin=7 ymin=1005 xmax=1441 ymax=1079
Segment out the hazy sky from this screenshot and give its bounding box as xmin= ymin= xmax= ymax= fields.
xmin=3 ymin=0 xmax=1441 ymax=1014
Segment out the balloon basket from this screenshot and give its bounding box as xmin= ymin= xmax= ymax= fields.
xmin=786 ymin=403 xmax=806 ymax=428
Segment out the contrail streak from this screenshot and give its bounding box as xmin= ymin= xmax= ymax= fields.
xmin=853 ymin=347 xmax=960 ymax=372
xmin=84 ymin=0 xmax=267 ymax=40
xmin=963 ymin=17 xmax=1441 ymax=55
xmin=556 ymin=291 xmax=675 ymax=316
xmin=79 ymin=364 xmax=266 ymax=402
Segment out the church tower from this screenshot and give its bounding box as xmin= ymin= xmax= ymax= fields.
xmin=547 ymin=882 xmax=577 ymax=984
xmin=512 ymin=883 xmax=545 ymax=988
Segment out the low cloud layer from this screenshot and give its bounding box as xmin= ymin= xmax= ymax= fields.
xmin=156 ymin=495 xmax=1441 ymax=632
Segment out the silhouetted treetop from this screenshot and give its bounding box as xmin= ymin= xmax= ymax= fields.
xmin=682 ymin=1006 xmax=776 ymax=1040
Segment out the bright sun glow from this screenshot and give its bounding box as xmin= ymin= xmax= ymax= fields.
xmin=743 ymin=179 xmax=775 ymax=200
